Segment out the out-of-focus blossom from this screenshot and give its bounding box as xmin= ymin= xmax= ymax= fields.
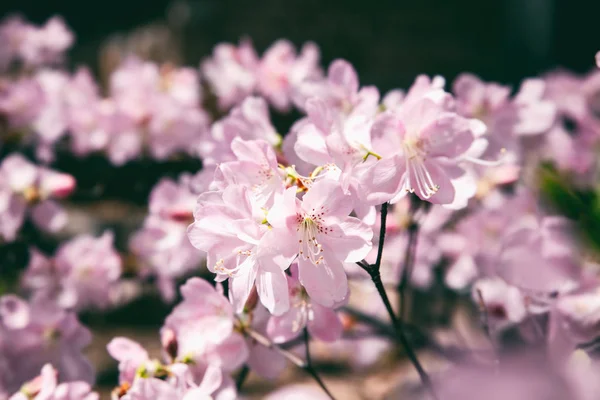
xmin=494 ymin=216 xmax=581 ymax=309
xmin=0 ymin=295 xmax=94 ymax=396
xmin=108 ymin=337 xmax=235 ymax=400
xmin=241 ymin=305 xmax=287 ymax=379
xmin=267 ymin=264 xmax=343 ymax=343
xmin=8 ymin=364 xmax=98 ymax=400
xmin=548 ymin=288 xmax=600 ymax=363
xmin=197 ymin=96 xmax=281 ymax=166
xmin=22 ymin=231 xmax=122 ymax=311
xmin=472 ymin=277 xmax=527 ymax=332
xmin=294 ymin=59 xmax=379 ymax=116
xmin=64 ymin=68 xmax=111 ymax=156
xmin=161 ymin=278 xmax=248 ymax=374
xmin=201 ymin=39 xmax=259 ymax=110
xmin=202 ymin=39 xmax=321 ymax=112
xmin=435 ymin=354 xmax=569 ymax=400
xmin=452 ymin=74 xmax=556 ymax=196
xmin=0 ymin=16 xmax=73 ymax=70
xmin=0 ymin=154 xmax=75 ymax=241
xmin=439 ymin=188 xmax=538 ymax=289
xmin=107 ymin=58 xmax=209 ymax=164
xmin=264 ymin=384 xmax=332 ymax=400
xmin=534 ymin=70 xmax=600 ymax=182
xmin=0 ymin=77 xmax=45 ymax=128
xmin=130 ymin=174 xmax=203 ymax=301
xmin=257 ymin=40 xmax=321 ymax=112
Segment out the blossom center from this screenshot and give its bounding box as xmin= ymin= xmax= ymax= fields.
xmin=402 ymin=137 xmax=439 ymax=198
xmin=297 ymin=216 xmax=324 ymax=265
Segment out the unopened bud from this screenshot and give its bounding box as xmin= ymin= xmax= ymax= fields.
xmin=243 ymin=286 xmax=259 ymax=314
xmin=161 ymin=328 xmax=178 ymax=362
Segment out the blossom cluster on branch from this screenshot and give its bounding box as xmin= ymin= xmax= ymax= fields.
xmin=2 ymin=14 xmax=600 ymax=400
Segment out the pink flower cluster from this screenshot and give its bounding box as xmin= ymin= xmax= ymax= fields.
xmin=0 ymin=15 xmax=73 ymax=70
xmin=129 ymin=173 xmax=205 ymax=301
xmin=0 ymin=154 xmax=75 ymax=242
xmin=0 ymin=296 xmax=94 ymax=399
xmin=3 ymin=13 xmax=600 ymax=400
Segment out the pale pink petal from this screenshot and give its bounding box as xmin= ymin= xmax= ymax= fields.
xmin=298 ymin=250 xmax=348 ymax=307
xmin=247 ymin=341 xmax=286 ymax=379
xmin=357 ymin=155 xmax=405 ymax=205
xmin=420 ymin=113 xmax=475 ymax=158
xmin=294 ymin=123 xmax=330 ymax=166
xmin=328 ymin=59 xmax=358 ymax=95
xmin=308 ymin=303 xmax=343 ymax=342
xmin=230 ymin=263 xmax=258 ymax=314
xmin=267 ymin=307 xmax=305 ymax=343
xmin=1 ymin=154 xmax=37 ymax=191
xmin=325 ymin=218 xmax=373 ymax=262
xmin=256 ymin=267 xmax=290 ymax=316
xmin=0 ymin=295 xmax=30 ymax=329
xmin=301 ymin=179 xmax=353 ymax=219
xmin=31 ymin=200 xmax=67 ymax=232
xmin=266 ymin=187 xmax=298 ymax=231
xmin=196 ymin=364 xmax=223 ymax=397
xmin=106 ymin=337 xmax=149 ymax=364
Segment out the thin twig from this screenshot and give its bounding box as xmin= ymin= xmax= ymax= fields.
xmin=357 ymin=202 xmax=439 ymax=400
xmin=303 ymin=328 xmax=336 ymax=400
xmin=244 ymin=327 xmax=336 ymax=400
xmin=398 ymin=197 xmax=422 ymax=321
xmin=235 ymin=365 xmax=250 ymax=390
xmin=374 ymin=202 xmax=389 ymax=269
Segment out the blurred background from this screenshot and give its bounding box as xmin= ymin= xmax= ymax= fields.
xmin=1 ymin=1 xmax=599 ymax=398
xmin=1 ymin=0 xmax=599 ymax=89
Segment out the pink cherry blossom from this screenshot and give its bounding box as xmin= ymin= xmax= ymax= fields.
xmin=162 ymin=278 xmax=248 ymax=373
xmin=188 ymin=183 xmax=290 ymax=315
xmin=264 ymin=384 xmax=332 ymax=400
xmin=471 ymin=277 xmax=527 ymax=332
xmin=0 ymin=77 xmax=45 ymax=128
xmin=294 ymin=59 xmax=379 ymax=116
xmin=8 ymin=364 xmax=98 ymax=400
xmin=547 ymin=289 xmax=600 ymax=363
xmin=64 ymin=68 xmax=111 ymax=156
xmin=359 ymin=76 xmax=486 ymax=207
xmin=201 ymin=39 xmax=259 ymax=110
xmin=494 ymin=216 xmax=581 ymax=308
xmin=0 ymin=296 xmax=94 ymax=395
xmin=107 ymin=337 xmax=150 ymax=386
xmin=32 ymin=70 xmax=70 ymax=156
xmin=256 ymin=40 xmax=322 ymax=112
xmin=18 ymin=17 xmax=73 ymax=67
xmin=267 ymin=264 xmax=343 ymax=343
xmin=22 ymin=231 xmax=122 ymax=311
xmin=130 ymin=175 xmax=203 ymax=301
xmin=212 ymin=138 xmax=285 ymax=207
xmin=265 ymin=178 xmax=373 ymax=307
xmin=107 ymin=58 xmax=209 ymax=164
xmin=197 ymin=96 xmax=281 ymax=166
xmin=0 ymin=154 xmax=75 ymax=241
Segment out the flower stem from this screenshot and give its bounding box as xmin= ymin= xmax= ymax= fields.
xmin=235 ymin=365 xmax=250 ymax=391
xmin=303 ymin=328 xmax=336 ymax=400
xmin=358 ymin=202 xmax=438 ymax=400
xmin=244 ymin=327 xmax=336 ymax=400
xmin=399 ymin=217 xmax=419 ymax=321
